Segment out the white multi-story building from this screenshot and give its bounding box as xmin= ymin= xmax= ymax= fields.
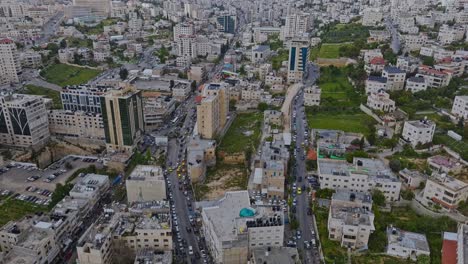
xmin=405 ymin=77 xmax=428 ymax=93
xmin=362 ymin=8 xmax=383 ymax=26
xmin=48 ymin=110 xmax=105 ymax=141
xmin=366 ymin=90 xmax=395 ymax=112
xmin=265 ymin=74 xmax=283 ymax=86
xmin=328 ymin=191 xmax=375 ymax=249
xmin=318 ymin=158 xmax=402 ymax=201
xmin=415 ymin=66 xmax=452 ymax=88
xmin=0 ymin=94 xmax=49 ymax=149
xmin=281 ymin=13 xmax=310 ymax=40
xmin=386 ymin=227 xmax=430 ymax=260
xmin=438 ymin=24 xmax=465 ymax=45
xmin=173 ymin=22 xmax=194 ymax=42
xmin=251 ymin=45 xmax=270 ymax=63
xmin=401 ymin=119 xmax=436 ymax=147
xmin=419 ymin=173 xmax=468 ymax=210
xmin=382 ymin=66 xmax=406 ymax=91
xmin=402 ymin=33 xmax=428 ymax=51
xmin=126 ymin=165 xmax=166 ymax=203
xmin=365 ymin=76 xmax=388 ymax=94
xmin=0 ymin=38 xmax=21 ymax=85
xmin=176 ymin=35 xmax=197 ymax=59
xmin=451 ymin=96 xmax=468 ymax=120
xmin=20 ymin=51 xmax=41 ymax=68
xmin=303 ymin=85 xmax=321 ymax=106
xmin=69 ymin=174 xmax=110 ymax=206
xmin=396 ymin=56 xmax=420 ymax=73
xmin=287 ymin=39 xmax=309 ymax=84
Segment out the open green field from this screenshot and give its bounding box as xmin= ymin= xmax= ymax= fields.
xmin=317 ymin=67 xmax=362 ymax=107
xmin=318 ymin=44 xmax=343 ymax=59
xmin=0 ymin=198 xmax=48 ymax=227
xmin=24 ymin=85 xmax=62 ymax=109
xmin=322 ymin=23 xmax=371 ymax=43
xmin=307 ymin=112 xmax=373 ymax=134
xmin=434 ymin=134 xmax=468 ymax=161
xmin=40 ymin=63 xmax=101 ymax=87
xmin=219 ymin=112 xmax=263 ymax=154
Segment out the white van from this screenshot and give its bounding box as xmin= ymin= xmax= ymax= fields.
xmin=188 ymin=246 xmax=193 ymax=255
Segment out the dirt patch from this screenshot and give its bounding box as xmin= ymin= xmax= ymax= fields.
xmin=203 ymin=166 xmax=248 ymax=200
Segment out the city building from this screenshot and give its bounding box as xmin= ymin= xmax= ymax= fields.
xmin=197 ymin=83 xmax=228 ymax=139
xmin=362 ymin=8 xmax=383 ymax=26
xmin=451 ymin=96 xmax=468 ymax=120
xmin=101 ymin=88 xmax=144 ymax=153
xmin=427 ymin=155 xmax=464 ymax=174
xmin=386 ymin=227 xmax=430 ymax=260
xmin=249 ymin=247 xmax=300 ymax=264
xmin=281 ymin=13 xmax=310 ymax=40
xmin=251 ymin=45 xmax=271 ymax=63
xmin=303 ymin=85 xmax=321 ymax=106
xmin=438 ymin=24 xmax=465 ymax=45
xmin=328 ymin=191 xmax=374 ymax=249
xmin=405 ymin=77 xmax=427 ymax=93
xmin=173 ymin=22 xmax=194 ymax=42
xmin=401 ymin=119 xmax=436 ymax=147
xmin=187 ymin=136 xmax=216 ymax=182
xmin=201 ymin=191 xmax=284 ymax=264
xmin=0 ymin=38 xmax=21 ymax=85
xmin=48 ymin=110 xmax=105 ymax=141
xmin=398 ymin=169 xmax=427 ymax=189
xmin=126 ymin=165 xmax=166 ymax=203
xmin=71 ymin=0 xmax=111 ymax=17
xmin=366 ymin=90 xmax=396 ymax=112
xmin=287 ymin=39 xmax=309 ymax=84
xmin=382 ymin=66 xmax=406 ymax=91
xmin=419 ymin=173 xmax=468 ymax=210
xmin=172 ymin=81 xmax=191 ymax=101
xmin=396 ymin=56 xmax=420 ymax=73
xmin=61 ymin=85 xmax=109 ymax=114
xmin=0 ymin=94 xmax=49 ymax=149
xmin=142 ymin=95 xmax=175 ymax=131
xmin=69 ymin=173 xmax=110 ymax=206
xmin=318 ymin=158 xmax=402 ymax=201
xmin=415 ymin=66 xmax=452 ymax=88
xmin=217 ymin=14 xmax=236 ymax=34
xmin=365 ymin=76 xmax=388 ymax=94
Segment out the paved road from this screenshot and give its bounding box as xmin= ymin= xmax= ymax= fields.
xmin=385 ymin=17 xmax=400 ymax=54
xmin=26 ymin=77 xmax=63 ymax=91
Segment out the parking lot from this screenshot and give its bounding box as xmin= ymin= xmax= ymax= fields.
xmin=0 ymin=155 xmax=102 ymax=206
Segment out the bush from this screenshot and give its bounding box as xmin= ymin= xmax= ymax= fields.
xmin=372 ymin=189 xmax=386 ymax=206
xmin=389 ymin=159 xmax=402 ymax=172
xmin=401 ymin=189 xmax=415 ymax=200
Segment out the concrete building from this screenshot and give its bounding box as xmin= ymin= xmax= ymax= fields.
xmin=386 ymin=227 xmax=430 ymax=260
xmin=142 ymin=95 xmax=175 ymax=131
xmin=69 ymin=173 xmax=110 ymax=206
xmin=251 ymin=45 xmax=270 ymax=64
xmin=415 ymin=66 xmax=452 ymax=88
xmin=419 ymin=173 xmax=468 ymax=211
xmin=398 ymin=169 xmax=427 ymax=189
xmin=401 ymin=119 xmax=436 ymax=147
xmin=303 ymin=85 xmax=321 ymax=106
xmin=187 ymin=136 xmax=216 ymax=182
xmin=396 ymin=56 xmax=420 ymax=73
xmin=287 ymin=39 xmax=309 ymax=84
xmin=0 ymin=94 xmax=49 ymax=149
xmin=250 ymin=247 xmax=300 ymax=264
xmin=265 ymin=74 xmax=283 ymax=87
xmin=72 ymin=0 xmax=111 ymax=17
xmin=48 ymin=110 xmax=105 ymax=141
xmin=173 ymin=22 xmax=194 ymax=42
xmin=328 ymin=191 xmax=374 ymax=249
xmin=201 ymin=191 xmax=284 ymax=264
xmin=0 ymin=38 xmax=21 ymax=85
xmin=382 ymin=66 xmax=406 ymax=91
xmin=282 ymin=13 xmax=310 ymax=40
xmin=438 ymin=24 xmax=465 ymax=45
xmin=216 ymin=14 xmax=236 ymax=34
xmin=20 ymin=51 xmax=42 ymax=68
xmin=405 ymin=77 xmax=427 ymax=93
xmin=126 ymin=165 xmax=166 ymax=203
xmin=362 ymin=8 xmax=383 ymax=26
xmin=366 ymin=90 xmax=396 ymax=112
xmin=318 ymin=158 xmax=402 ymax=201
xmin=61 ymin=85 xmax=109 ymax=114
xmin=365 ymin=76 xmax=388 ymax=94
xmin=101 ymin=88 xmax=144 ymax=153
xmin=188 ymin=65 xmax=207 ymax=83
xmin=197 ymin=83 xmax=228 ymax=139
xmin=451 ymin=96 xmax=468 ymax=120
xmin=172 ymin=81 xmax=191 ymax=101
xmin=402 ymin=33 xmax=428 ymax=51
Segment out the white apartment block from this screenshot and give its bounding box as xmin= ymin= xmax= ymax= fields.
xmin=318 ymin=158 xmax=402 ymax=202
xmin=415 ymin=66 xmax=452 ymax=88
xmin=126 ymin=165 xmax=166 ymax=203
xmin=303 ymin=85 xmax=321 ymax=106
xmin=362 ymin=8 xmax=383 ymax=26
xmin=265 ymin=74 xmax=283 ymax=86
xmin=0 ymin=38 xmax=21 ymax=85
xmin=451 ymin=96 xmax=468 ymax=120
xmin=396 ymin=56 xmax=420 ymax=73
xmin=401 ymin=119 xmax=436 ymax=147
xmin=398 ymin=169 xmax=427 ymax=189
xmin=419 ymin=173 xmax=468 ymax=210
xmin=176 ymin=35 xmax=196 ymax=59
xmin=251 ymin=45 xmax=270 ymax=64
xmin=365 ymin=76 xmax=388 ymax=94
xmin=281 ymin=13 xmax=310 ymax=40
xmin=48 ymin=110 xmax=105 ymax=141
xmin=197 ymin=83 xmax=228 ymax=140
xmin=0 ymin=94 xmax=49 ymax=149
xmin=20 ymin=51 xmax=41 ymax=68
xmin=366 ymin=90 xmax=396 ymax=112
xmin=328 ymin=192 xmax=375 ymax=249
xmin=361 ymin=49 xmax=383 ymax=64
xmin=386 ymin=227 xmax=430 ymax=260
xmin=382 ymin=66 xmax=406 ymax=91
xmin=69 ymin=174 xmax=110 ymax=206
xmin=172 ymin=81 xmax=191 ymax=101
xmin=438 ymin=24 xmax=465 ymax=45
xmin=173 ymin=22 xmax=194 ymax=42
xmin=405 ymin=77 xmax=427 ymax=93
xmin=241 ymin=87 xmax=263 ymax=101
xmin=402 ymin=33 xmax=428 ymax=51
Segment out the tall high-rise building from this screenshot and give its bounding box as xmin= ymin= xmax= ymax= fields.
xmin=101 ymin=88 xmax=144 ymax=153
xmin=282 ymin=13 xmax=310 ymax=40
xmin=61 ymin=85 xmax=109 ymax=114
xmin=0 ymin=94 xmax=49 ymax=149
xmin=72 ymin=0 xmax=111 ymax=17
xmin=217 ymin=14 xmax=237 ymax=34
xmin=173 ymin=22 xmax=195 ymax=42
xmin=196 ymin=83 xmax=228 ymax=139
xmin=287 ymin=40 xmax=309 ymax=84
xmin=0 ymin=38 xmax=21 ymax=85
xmin=176 ymin=35 xmax=197 ymax=58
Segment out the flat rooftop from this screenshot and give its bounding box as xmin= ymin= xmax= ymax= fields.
xmin=332 ymin=191 xmax=372 ymax=204
xmin=128 ymin=165 xmax=164 ymax=182
xmin=406 ymin=119 xmax=435 ymax=129
xmin=70 ymin=173 xmax=109 ymax=195
xmin=251 ymin=247 xmax=299 ymax=264
xmin=387 ymin=227 xmax=430 ymax=252
xmin=331 ymin=206 xmax=373 ymax=226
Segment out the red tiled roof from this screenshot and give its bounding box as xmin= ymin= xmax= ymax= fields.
xmin=431 ymin=197 xmax=456 ymax=209
xmin=370 ymin=56 xmax=385 ymax=65
xmin=442 ymin=239 xmax=457 ymax=264
xmin=307 ymin=149 xmax=317 ymax=160
xmin=0 ymin=38 xmax=13 ymax=44
xmin=195 ymin=95 xmax=202 ymax=104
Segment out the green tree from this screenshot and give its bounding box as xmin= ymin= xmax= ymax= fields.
xmin=372 ymin=189 xmax=386 ymax=206
xmin=389 ymin=159 xmax=402 ymax=172
xmin=46 ymin=43 xmax=59 ymax=54
xmin=422 ymin=56 xmax=435 ymax=66
xmin=257 ymin=102 xmax=268 ymax=111
xmin=119 ymin=68 xmax=128 ymax=80
xmin=239 ymin=65 xmax=246 ymax=75
xmin=457 ymin=117 xmax=465 ymax=129
xmin=417 ymin=254 xmax=430 ymax=264
xmin=60 ymin=39 xmax=67 ymax=49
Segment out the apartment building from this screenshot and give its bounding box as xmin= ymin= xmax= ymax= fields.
xmin=428 ymin=155 xmax=464 ymax=174
xmin=187 ymin=136 xmax=216 ymax=182
xmin=101 ymin=88 xmax=144 ymax=153
xmin=362 ymin=8 xmax=383 ymax=26
xmin=72 ymin=0 xmax=111 ymax=17
xmin=126 ymin=165 xmax=166 ymax=203
xmin=365 ymin=76 xmax=388 ymax=94
xmin=20 ymin=51 xmax=41 ymax=68
xmin=361 ymin=49 xmax=383 ymax=64
xmin=172 ymin=81 xmax=191 ymax=101
xmin=173 ymin=22 xmax=194 ymax=42
xmin=250 ymin=247 xmax=300 ymax=264
xmin=48 ymin=110 xmax=105 ymax=141
xmin=0 ymin=38 xmax=21 ymax=85
xmin=398 ymin=169 xmax=427 ymax=189
xmin=264 ymin=110 xmax=283 ymax=127
xmin=303 ymin=85 xmax=321 ymax=106
xmin=176 ymin=35 xmax=196 ymax=59
xmin=451 ymin=95 xmax=468 ymax=120
xmin=69 ymin=173 xmax=110 ymax=206
xmin=386 ymin=227 xmax=430 ymax=260
xmin=401 ymin=119 xmax=436 ymax=147
xmin=287 ymin=39 xmax=309 ymax=84
xmin=419 ymin=173 xmax=468 ymax=210
xmin=438 ymin=24 xmax=465 ymax=45
xmin=405 ymin=77 xmax=427 ymax=93
xmin=365 ymin=57 xmax=385 ymax=74
xmin=197 ymin=83 xmax=228 ymax=139
xmin=396 ymin=56 xmax=420 ymax=73
xmin=402 ymin=33 xmax=428 ymax=51
xmin=142 ymin=95 xmax=175 ymax=131
xmin=216 ymin=14 xmax=236 ymax=34
xmin=318 ymin=158 xmax=401 ymax=201
xmin=201 ymin=191 xmax=284 ymax=264
xmin=0 ymin=94 xmax=49 ymax=149
xmin=265 ymin=74 xmax=283 ymax=86
xmin=434 ymin=57 xmax=465 ymax=77
xmin=61 ymin=85 xmax=109 ymax=114
xmin=188 ymin=65 xmax=207 ymax=83
xmin=382 ymin=66 xmax=406 ymax=91
xmin=328 ymin=191 xmax=375 ymax=249
xmin=415 ymin=66 xmax=452 ymax=88
xmin=366 ymin=90 xmax=395 ymax=112
xmin=282 ymin=13 xmax=310 ymax=40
